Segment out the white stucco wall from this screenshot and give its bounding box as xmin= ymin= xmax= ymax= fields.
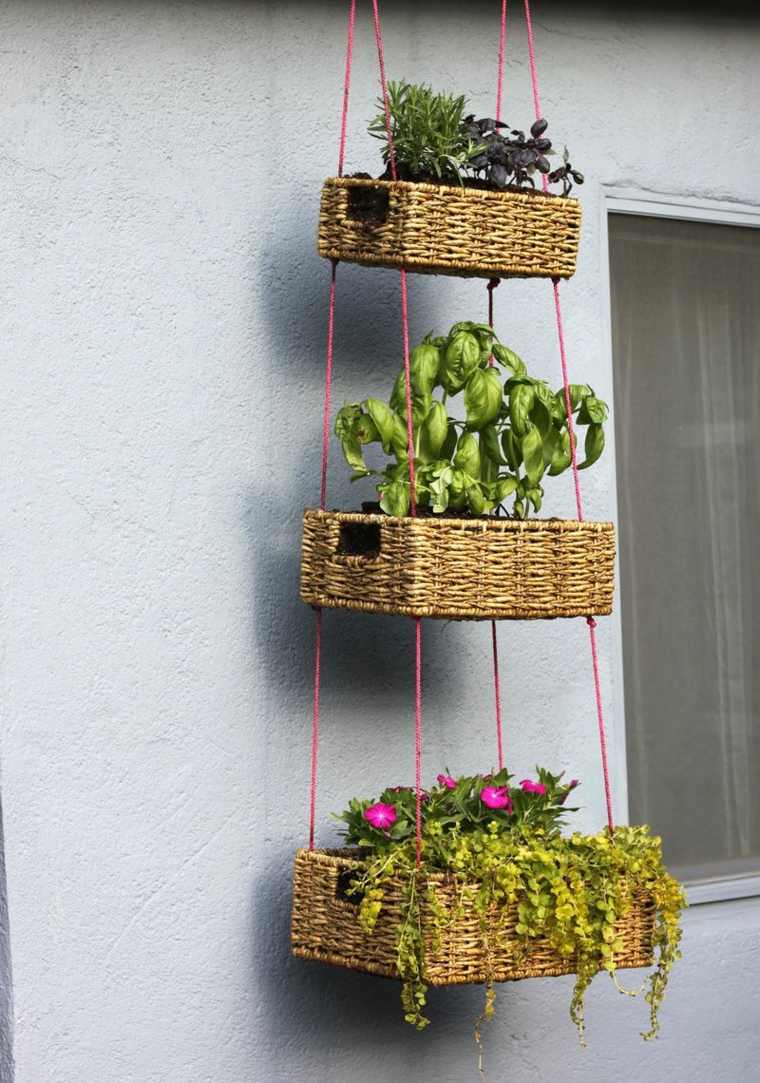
xmin=1 ymin=2 xmax=758 ymax=1080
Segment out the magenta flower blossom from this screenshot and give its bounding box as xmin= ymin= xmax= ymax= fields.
xmin=520 ymin=779 xmax=547 ymax=795
xmin=437 ymin=773 xmax=457 ymax=790
xmin=363 ymin=802 xmax=397 ymax=831
xmin=480 ymin=785 xmax=513 ymax=811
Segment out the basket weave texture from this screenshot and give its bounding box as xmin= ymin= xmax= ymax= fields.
xmin=301 ymin=509 xmax=615 ymax=620
xmin=291 ymin=848 xmax=655 ymax=985
xmin=318 ymin=177 xmax=581 ymax=280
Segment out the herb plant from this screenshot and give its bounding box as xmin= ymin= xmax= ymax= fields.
xmin=465 ymin=115 xmax=584 ymax=193
xmin=368 ymin=79 xmax=583 ymax=195
xmin=335 ymin=321 xmax=607 ymax=519
xmin=369 ymin=81 xmax=479 ymax=184
xmin=336 ymin=769 xmax=685 ymax=1040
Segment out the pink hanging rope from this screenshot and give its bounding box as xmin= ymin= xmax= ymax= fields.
xmin=487 ymin=278 xmax=505 ymax=771
xmin=318 ymin=262 xmax=339 ymax=511
xmin=308 ymin=609 xmax=323 ymax=850
xmin=337 ymin=0 xmax=357 ymax=178
xmin=495 ymin=0 xmax=508 ymax=125
xmin=372 ymin=0 xmax=424 ymax=865
xmin=308 ymin=0 xmax=357 ymax=850
xmin=524 ymin=0 xmax=614 ymax=831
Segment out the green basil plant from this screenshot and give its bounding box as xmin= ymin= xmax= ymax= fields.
xmin=335 ymin=321 xmax=608 ymax=519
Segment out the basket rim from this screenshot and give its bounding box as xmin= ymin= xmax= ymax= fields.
xmin=295 ymin=846 xmax=651 ymax=894
xmin=303 ymin=507 xmax=613 ymax=533
xmin=322 ymin=175 xmax=579 ymax=208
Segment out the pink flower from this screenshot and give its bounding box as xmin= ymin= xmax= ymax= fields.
xmin=480 ymin=785 xmax=513 ymax=811
xmin=521 ymin=779 xmax=549 ymax=797
xmin=363 ymin=802 xmax=397 ymax=831
xmin=437 ymin=773 xmax=457 ymax=790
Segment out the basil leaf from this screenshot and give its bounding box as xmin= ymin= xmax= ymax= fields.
xmin=578 ymin=422 xmax=605 ymax=469
xmin=464 ymin=368 xmax=502 ymax=430
xmin=521 ymin=425 xmax=545 ymax=486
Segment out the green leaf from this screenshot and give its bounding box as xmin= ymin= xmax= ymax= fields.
xmin=453 ymin=432 xmax=480 ymax=478
xmin=364 ymin=398 xmax=396 ymax=453
xmin=555 ymin=384 xmax=592 ymax=419
xmin=530 ymin=397 xmax=552 ymax=438
xmin=509 ymin=384 xmax=535 ymax=436
xmin=521 ymin=425 xmax=545 ymax=486
xmin=409 ymin=343 xmax=440 ymax=396
xmin=379 ymin=478 xmax=410 ymax=517
xmin=428 ymin=465 xmax=453 ymax=513
xmin=339 ymin=434 xmax=368 ymax=473
xmin=578 ymin=422 xmax=605 ymax=469
xmin=501 ymin=429 xmax=522 ymax=472
xmin=440 ymin=331 xmax=481 ymax=395
xmin=440 ymin=421 xmax=458 ymax=460
xmin=481 ymin=424 xmax=506 ymax=465
xmin=334 ymin=403 xmax=361 ymax=439
xmin=526 ymin=486 xmax=543 ymax=513
xmin=464 ymin=368 xmax=502 ymax=431
xmin=548 ymin=430 xmax=572 ymax=476
xmin=465 ymin=482 xmax=487 ymax=516
xmin=418 ymin=402 xmax=449 ymax=463
xmin=390 ymin=413 xmax=411 ymax=459
xmin=577 ymin=394 xmax=608 ymax=425
xmin=492 ymin=342 xmax=527 ymax=377
xmin=448 ymin=468 xmax=468 ymax=509
xmin=493 ymin=475 xmax=518 ymax=502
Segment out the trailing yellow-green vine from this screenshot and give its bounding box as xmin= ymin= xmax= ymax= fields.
xmin=338 ymin=769 xmax=685 ymax=1041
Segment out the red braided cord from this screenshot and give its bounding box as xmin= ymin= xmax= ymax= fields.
xmin=524 ymin=0 xmax=614 ymax=830
xmin=308 ymin=608 xmax=323 ymax=850
xmin=552 ymin=280 xmax=584 ymax=522
xmin=319 ymin=263 xmax=339 ymax=511
xmin=495 ymin=0 xmax=508 ymax=125
xmin=308 ymin=2 xmax=357 ymax=850
xmin=414 ymin=616 xmax=423 ymax=864
xmin=372 ymin=0 xmax=424 ymax=866
xmin=487 ymin=278 xmax=505 ymax=771
xmin=337 ymin=0 xmax=357 ymax=178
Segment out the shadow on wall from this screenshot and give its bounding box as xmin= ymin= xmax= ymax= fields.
xmin=239 ymin=142 xmax=497 ymax=1065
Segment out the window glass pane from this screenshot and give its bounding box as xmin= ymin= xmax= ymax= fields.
xmin=609 ymin=213 xmax=760 ymax=882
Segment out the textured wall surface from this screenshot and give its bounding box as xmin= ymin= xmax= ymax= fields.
xmin=1 ymin=2 xmax=758 ymax=1081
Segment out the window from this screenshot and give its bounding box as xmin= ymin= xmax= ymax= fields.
xmin=607 ymin=200 xmax=760 ymax=902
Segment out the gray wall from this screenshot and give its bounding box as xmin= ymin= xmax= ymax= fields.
xmin=1 ymin=2 xmax=758 ymax=1081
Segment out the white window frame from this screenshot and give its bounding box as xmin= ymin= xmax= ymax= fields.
xmin=600 ymin=187 xmax=760 ymax=906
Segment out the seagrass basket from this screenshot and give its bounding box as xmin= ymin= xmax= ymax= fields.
xmin=300 ymin=509 xmax=615 ymax=620
xmin=291 ymin=848 xmax=655 ymax=985
xmin=318 ymin=177 xmax=581 ymax=280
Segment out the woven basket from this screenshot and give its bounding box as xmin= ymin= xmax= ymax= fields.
xmin=291 ymin=848 xmax=655 ymax=985
xmin=300 ymin=509 xmax=615 ymax=620
xmin=318 ymin=177 xmax=581 ymax=280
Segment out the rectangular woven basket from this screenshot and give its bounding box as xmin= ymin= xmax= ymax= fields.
xmin=300 ymin=509 xmax=615 ymax=620
xmin=317 ymin=177 xmax=581 ymax=280
xmin=291 ymin=849 xmax=655 ymax=985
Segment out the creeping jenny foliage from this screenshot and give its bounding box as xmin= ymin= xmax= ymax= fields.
xmin=337 ymin=770 xmax=685 ymax=1041
xmin=335 ymin=322 xmax=607 ymax=518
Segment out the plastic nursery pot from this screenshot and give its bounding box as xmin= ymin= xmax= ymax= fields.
xmin=317 ymin=177 xmax=582 ymax=280
xmin=300 ymin=509 xmax=615 ymax=621
xmin=290 ymin=848 xmax=655 ymax=984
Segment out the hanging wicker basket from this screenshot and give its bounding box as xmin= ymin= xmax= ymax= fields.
xmin=317 ymin=177 xmax=581 ymax=280
xmin=291 ymin=848 xmax=654 ymax=984
xmin=300 ymin=509 xmax=615 ymax=620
